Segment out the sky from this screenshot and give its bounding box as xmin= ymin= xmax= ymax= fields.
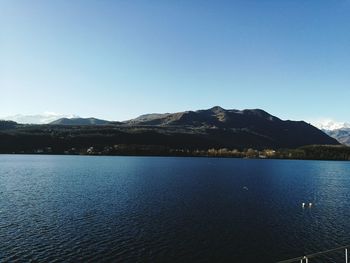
xmin=1 ymin=0 xmax=350 ymax=122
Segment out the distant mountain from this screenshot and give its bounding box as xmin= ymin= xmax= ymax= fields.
xmin=2 ymin=113 xmax=79 ymax=124
xmin=124 ymin=106 xmax=338 ymax=148
xmin=312 ymin=119 xmax=350 ymax=131
xmin=324 ymin=128 xmax=350 ymax=146
xmin=50 ymin=117 xmax=110 ymax=126
xmin=311 ymin=119 xmax=350 ymax=146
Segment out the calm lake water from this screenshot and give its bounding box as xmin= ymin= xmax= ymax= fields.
xmin=1 ymin=155 xmax=350 ymax=262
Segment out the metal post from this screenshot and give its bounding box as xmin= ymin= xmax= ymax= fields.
xmin=346 ymin=248 xmax=348 ymax=263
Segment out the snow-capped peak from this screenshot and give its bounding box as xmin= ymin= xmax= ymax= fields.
xmin=311 ymin=119 xmax=350 ymax=131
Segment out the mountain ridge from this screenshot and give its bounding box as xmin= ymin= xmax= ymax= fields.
xmin=121 ymin=106 xmax=338 ymax=148
xmin=124 ymin=106 xmax=281 ymax=127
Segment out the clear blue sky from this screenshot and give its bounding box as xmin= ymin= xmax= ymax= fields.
xmin=1 ymin=0 xmax=350 ymax=122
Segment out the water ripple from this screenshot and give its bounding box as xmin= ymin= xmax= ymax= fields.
xmin=1 ymin=156 xmax=350 ymax=262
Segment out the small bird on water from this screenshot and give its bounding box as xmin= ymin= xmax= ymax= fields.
xmin=302 ymin=202 xmax=313 ymax=208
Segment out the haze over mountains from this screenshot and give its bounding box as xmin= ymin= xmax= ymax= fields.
xmin=50 ymin=117 xmax=110 ymax=126
xmin=2 ymin=113 xmax=79 ymax=124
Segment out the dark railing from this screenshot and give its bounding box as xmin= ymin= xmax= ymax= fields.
xmin=277 ymin=245 xmax=350 ymax=263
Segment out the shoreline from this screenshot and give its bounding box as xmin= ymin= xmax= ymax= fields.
xmin=1 ymin=151 xmax=349 ymax=162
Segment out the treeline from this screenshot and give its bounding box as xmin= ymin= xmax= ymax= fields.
xmin=108 ymin=145 xmax=350 ymax=160
xmin=297 ymin=145 xmax=350 ymax=160
xmin=0 ymin=121 xmax=18 ymax=130
xmin=2 ymin=141 xmax=350 ymax=161
xmin=0 ymin=122 xmax=349 ymax=161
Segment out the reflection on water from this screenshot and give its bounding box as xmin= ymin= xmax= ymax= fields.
xmin=1 ymin=155 xmax=350 ymax=262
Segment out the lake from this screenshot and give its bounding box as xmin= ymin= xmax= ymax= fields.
xmin=1 ymin=155 xmax=350 ymax=262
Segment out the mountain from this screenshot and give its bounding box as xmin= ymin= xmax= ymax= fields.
xmin=313 ymin=119 xmax=350 ymax=131
xmin=50 ymin=117 xmax=110 ymax=126
xmin=125 ymin=106 xmax=281 ymax=127
xmin=324 ymin=128 xmax=350 ymax=146
xmin=123 ymin=106 xmax=338 ymax=148
xmin=1 ymin=113 xmax=79 ymax=124
xmin=311 ymin=119 xmax=350 ymax=146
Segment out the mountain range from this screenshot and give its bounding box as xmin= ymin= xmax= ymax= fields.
xmin=313 ymin=120 xmax=350 ymax=131
xmin=0 ymin=107 xmax=342 ymax=153
xmin=47 ymin=109 xmax=350 ymax=147
xmin=323 ymin=128 xmax=350 ymax=146
xmin=311 ymin=120 xmax=350 ymax=146
xmin=3 ymin=111 xmax=349 ymax=146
